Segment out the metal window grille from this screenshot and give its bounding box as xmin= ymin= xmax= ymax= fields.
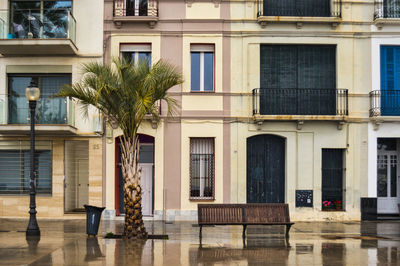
xmin=190 ymin=138 xmax=214 ymax=200
xmin=322 ymin=149 xmax=345 ymax=211
xmin=0 ymin=141 xmax=52 ymax=195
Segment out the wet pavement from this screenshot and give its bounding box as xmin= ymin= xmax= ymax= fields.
xmin=0 ymin=218 xmax=399 ymax=265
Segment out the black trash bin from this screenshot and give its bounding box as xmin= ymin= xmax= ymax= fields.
xmin=84 ymin=205 xmax=105 ymax=236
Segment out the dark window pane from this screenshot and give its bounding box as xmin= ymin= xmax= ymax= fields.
xmin=121 ymin=52 xmax=135 ymax=63
xmin=138 ymin=52 xmax=151 ymax=66
xmin=40 ymin=76 xmax=70 ymax=124
xmin=139 ymin=145 xmax=154 ymax=164
xmin=204 ymin=52 xmax=214 ymax=91
xmin=8 ymin=75 xmax=70 ymax=124
xmin=11 ymin=1 xmax=41 ymax=9
xmin=8 ymin=77 xmax=32 ymax=123
xmin=322 ymin=149 xmax=344 ymax=211
xmin=391 ymin=156 xmax=397 ymax=197
xmin=43 ymin=1 xmax=72 ymax=9
xmin=378 ymin=138 xmax=397 ymax=151
xmin=190 ymin=138 xmax=214 ymax=198
xmin=191 ymin=52 xmax=201 ymax=91
xmin=377 ymin=155 xmax=388 ymax=197
xmin=139 ymin=0 xmax=148 ymax=16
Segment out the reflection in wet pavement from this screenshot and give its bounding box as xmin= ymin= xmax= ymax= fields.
xmin=0 ymin=219 xmax=399 ymax=265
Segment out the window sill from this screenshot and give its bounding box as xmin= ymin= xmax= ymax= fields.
xmin=190 ymin=197 xmax=215 ymax=202
xmin=190 ymin=91 xmax=215 ymax=94
xmin=322 ymin=209 xmax=345 ymax=212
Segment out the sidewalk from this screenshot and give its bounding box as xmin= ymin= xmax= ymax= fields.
xmin=0 ymin=218 xmax=399 ymax=265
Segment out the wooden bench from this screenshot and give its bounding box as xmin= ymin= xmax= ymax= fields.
xmin=198 ymin=203 xmax=294 ymax=239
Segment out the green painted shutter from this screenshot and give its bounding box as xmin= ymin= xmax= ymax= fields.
xmin=260 ymin=45 xmax=336 ymax=115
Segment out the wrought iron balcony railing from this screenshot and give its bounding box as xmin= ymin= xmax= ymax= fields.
xmin=253 ymin=88 xmax=348 ymax=116
xmin=257 ymin=0 xmax=342 ymax=18
xmin=370 ymin=90 xmax=400 ymax=116
xmin=374 ymin=0 xmax=400 ymax=19
xmin=113 ymin=0 xmax=158 ymax=17
xmin=0 ymin=8 xmax=75 ymax=42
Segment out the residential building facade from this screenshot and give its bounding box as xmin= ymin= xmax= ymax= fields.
xmin=1 ymin=0 xmax=400 ymax=221
xmin=367 ymin=0 xmax=400 ymax=217
xmin=0 ymin=0 xmax=104 ymax=217
xmin=103 ymin=0 xmax=231 ymax=220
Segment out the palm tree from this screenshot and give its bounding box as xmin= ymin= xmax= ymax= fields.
xmin=57 ymin=58 xmax=183 ymax=238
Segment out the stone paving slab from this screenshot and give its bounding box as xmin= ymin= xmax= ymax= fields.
xmin=0 ymin=218 xmax=399 ymax=265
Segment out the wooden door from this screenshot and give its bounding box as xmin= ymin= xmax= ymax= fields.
xmin=247 ymin=135 xmax=285 ymax=203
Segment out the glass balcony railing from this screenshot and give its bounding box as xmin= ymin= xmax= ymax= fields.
xmin=0 ymin=94 xmax=75 ymax=126
xmin=0 ymin=8 xmax=76 ymax=42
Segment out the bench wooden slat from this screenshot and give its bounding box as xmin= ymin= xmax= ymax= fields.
xmin=198 ymin=203 xmax=294 ymax=240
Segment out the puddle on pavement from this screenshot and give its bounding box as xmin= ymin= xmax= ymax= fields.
xmin=1 ymin=219 xmax=400 ymax=265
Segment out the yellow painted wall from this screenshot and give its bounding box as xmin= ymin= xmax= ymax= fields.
xmin=229 ymin=1 xmax=372 ymax=221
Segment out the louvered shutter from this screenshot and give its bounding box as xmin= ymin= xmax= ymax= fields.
xmin=381 ymin=46 xmax=400 ymax=115
xmin=298 ymin=45 xmax=336 ymax=115
xmin=260 ymin=45 xmax=297 ymax=115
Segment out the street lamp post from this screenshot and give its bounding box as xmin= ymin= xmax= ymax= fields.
xmin=26 ymin=80 xmax=40 ymax=237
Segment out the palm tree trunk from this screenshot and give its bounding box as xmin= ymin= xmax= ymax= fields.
xmin=120 ymin=136 xmax=148 ymax=239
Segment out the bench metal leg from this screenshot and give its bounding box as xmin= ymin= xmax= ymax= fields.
xmin=242 ymin=225 xmax=247 ymax=240
xmin=285 ymin=224 xmax=292 ymax=239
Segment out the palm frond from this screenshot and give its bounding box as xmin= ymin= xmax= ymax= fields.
xmin=56 ymin=57 xmax=183 ymax=139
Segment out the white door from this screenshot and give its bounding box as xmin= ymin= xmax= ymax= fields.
xmin=140 ymin=163 xmax=153 ymax=216
xmin=77 ymin=159 xmax=89 ymax=208
xmin=377 ymin=152 xmax=400 ymax=214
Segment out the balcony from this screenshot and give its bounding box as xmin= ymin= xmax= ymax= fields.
xmin=370 ymin=90 xmax=400 ymax=118
xmin=113 ymin=0 xmax=158 ymax=28
xmin=252 ymin=88 xmax=348 ymax=121
xmin=0 ymin=8 xmax=77 ymax=56
xmin=256 ymin=0 xmax=342 ymax=28
xmin=0 ymin=94 xmax=76 ymax=135
xmin=374 ymin=0 xmax=400 ymax=28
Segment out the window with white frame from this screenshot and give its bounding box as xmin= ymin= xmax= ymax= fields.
xmin=191 ymin=44 xmax=214 ymax=92
xmin=190 ymin=138 xmax=214 ymax=199
xmin=120 ymin=44 xmax=151 ymax=65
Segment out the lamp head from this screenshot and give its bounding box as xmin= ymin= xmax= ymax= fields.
xmin=25 ymin=80 xmax=40 ymax=102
